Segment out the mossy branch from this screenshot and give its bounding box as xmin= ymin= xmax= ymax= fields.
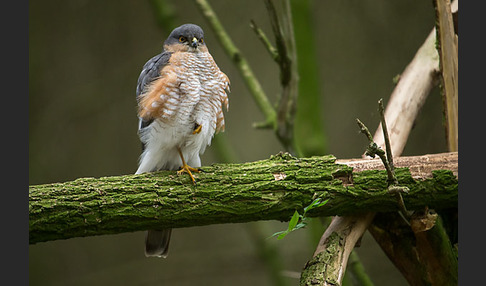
xmin=30 ymin=152 xmax=457 ymax=244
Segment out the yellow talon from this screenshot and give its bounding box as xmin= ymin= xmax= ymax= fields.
xmin=177 ymin=148 xmax=199 ymax=184
xmin=192 ymin=124 xmax=202 ymax=134
xmin=177 ymin=165 xmax=200 ymax=184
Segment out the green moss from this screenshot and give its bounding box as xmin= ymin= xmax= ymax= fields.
xmin=29 ymin=154 xmax=457 ymax=244
xmin=300 ymin=232 xmax=342 ymax=285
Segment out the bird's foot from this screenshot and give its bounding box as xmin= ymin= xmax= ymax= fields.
xmin=177 ymin=164 xmax=200 ymax=185
xmin=192 ymin=124 xmax=202 ymax=134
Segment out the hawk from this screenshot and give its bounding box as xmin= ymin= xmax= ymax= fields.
xmin=135 ymin=24 xmax=230 ymax=257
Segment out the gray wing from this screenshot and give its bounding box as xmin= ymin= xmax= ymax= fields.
xmin=136 ymin=51 xmax=172 ymax=130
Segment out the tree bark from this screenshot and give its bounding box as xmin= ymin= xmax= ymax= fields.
xmin=300 ymin=213 xmax=376 ymax=286
xmin=29 ymin=152 xmax=457 ymax=245
xmin=369 ymin=210 xmax=457 ymax=286
xmin=299 ymin=152 xmax=457 ymax=285
xmin=434 ymin=0 xmax=459 ymax=152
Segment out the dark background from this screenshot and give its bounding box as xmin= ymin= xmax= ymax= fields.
xmin=29 ymin=0 xmax=448 ymax=285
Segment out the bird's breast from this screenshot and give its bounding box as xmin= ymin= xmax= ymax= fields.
xmin=138 ymin=50 xmax=228 ymax=136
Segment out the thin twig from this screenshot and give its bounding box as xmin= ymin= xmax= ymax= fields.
xmin=356 ymin=118 xmax=392 ymax=180
xmin=249 ymin=20 xmax=279 ymax=62
xmin=378 ymin=98 xmax=395 ymax=175
xmin=357 ymin=117 xmax=410 ymax=217
xmin=280 ymin=0 xmax=299 ymax=154
xmin=377 ymin=98 xmax=410 ymax=217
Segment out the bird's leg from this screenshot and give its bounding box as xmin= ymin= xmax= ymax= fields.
xmin=176 ymin=148 xmax=199 ymax=184
xmin=192 ymin=123 xmax=202 ymax=134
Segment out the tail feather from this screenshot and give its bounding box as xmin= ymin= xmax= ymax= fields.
xmin=145 ymin=229 xmax=172 ymax=258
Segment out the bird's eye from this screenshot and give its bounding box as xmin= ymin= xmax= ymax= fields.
xmin=199 ymin=38 xmax=204 ymax=43
xmin=178 ymin=36 xmax=186 ymax=42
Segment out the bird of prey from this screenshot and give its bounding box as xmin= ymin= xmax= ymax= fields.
xmin=135 ymin=23 xmax=230 ymax=257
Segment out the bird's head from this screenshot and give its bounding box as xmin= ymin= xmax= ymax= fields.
xmin=164 ymin=24 xmax=206 ymax=52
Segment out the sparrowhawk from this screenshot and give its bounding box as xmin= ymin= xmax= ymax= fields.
xmin=135 ymin=23 xmax=230 ymax=258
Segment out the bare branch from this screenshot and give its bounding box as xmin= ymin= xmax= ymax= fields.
xmin=434 ymin=0 xmax=459 ymax=151
xmin=249 ymin=20 xmax=279 ymax=62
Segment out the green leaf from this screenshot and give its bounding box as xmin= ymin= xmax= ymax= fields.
xmin=294 ymin=222 xmax=307 ymax=230
xmin=303 ymin=198 xmax=321 ymax=213
xmin=270 ymin=210 xmax=302 ymax=240
xmin=288 ymin=210 xmax=300 ymax=231
xmin=277 ymin=231 xmax=289 ymax=240
xmin=270 ymin=199 xmax=330 ymax=240
xmin=316 ymin=199 xmax=329 ymax=208
xmin=303 ymin=198 xmax=330 ymax=215
xmin=270 ymin=230 xmax=287 ymax=239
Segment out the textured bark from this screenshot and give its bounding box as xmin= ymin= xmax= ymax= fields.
xmin=310 ymin=15 xmax=448 ymax=284
xmin=299 ymin=152 xmax=457 ymax=285
xmin=29 ymin=152 xmax=457 ymax=244
xmin=300 ymin=213 xmax=375 ymax=286
xmin=434 ymin=0 xmax=459 ymax=152
xmin=369 ymin=211 xmax=458 ymax=286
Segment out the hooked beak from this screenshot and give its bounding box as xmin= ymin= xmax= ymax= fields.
xmin=191 ymin=37 xmax=198 ymax=48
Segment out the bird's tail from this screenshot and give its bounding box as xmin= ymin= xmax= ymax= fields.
xmin=145 ymin=229 xmax=172 ymax=258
